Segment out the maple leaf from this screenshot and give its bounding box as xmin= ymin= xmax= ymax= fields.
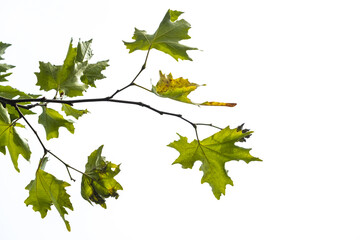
xmin=0 ymin=42 xmax=14 ymax=82
xmin=168 ymin=127 xmax=261 ymax=199
xmin=38 ymin=106 xmax=74 ymax=140
xmin=24 ymin=161 xmax=73 ymax=231
xmin=61 ymin=104 xmax=89 ymax=120
xmin=35 ymin=39 xmax=109 ymax=97
xmin=123 ymin=9 xmax=197 ymax=61
xmin=0 ymin=104 xmax=31 ymax=172
xmin=152 ymin=71 xmax=237 ymax=107
xmin=0 ymin=85 xmax=40 ymax=120
xmin=81 ymin=145 xmax=122 ymax=209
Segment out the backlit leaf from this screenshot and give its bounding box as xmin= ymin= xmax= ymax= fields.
xmin=61 ymin=104 xmax=89 ymax=120
xmin=168 ymin=127 xmax=261 ymax=199
xmin=35 ymin=39 xmax=109 ymax=97
xmin=38 ymin=106 xmax=74 ymax=140
xmin=0 ymin=85 xmax=40 ymax=120
xmin=24 ymin=166 xmax=73 ymax=231
xmin=81 ymin=145 xmax=122 ymax=209
xmin=123 ymin=9 xmax=197 ymax=61
xmin=0 ymin=105 xmax=31 ymax=172
xmin=0 ymin=42 xmax=14 ymax=82
xmin=152 ymin=71 xmax=236 ymax=107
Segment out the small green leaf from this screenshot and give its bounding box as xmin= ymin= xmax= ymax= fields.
xmin=35 ymin=39 xmax=109 ymax=97
xmin=81 ymin=145 xmax=122 ymax=208
xmin=0 ymin=42 xmax=12 ymax=60
xmin=0 ymin=72 xmax=12 ymax=82
xmin=0 ymin=105 xmax=31 ymax=172
xmin=152 ymin=71 xmax=237 ymax=107
xmin=0 ymin=63 xmax=14 ymax=73
xmin=61 ymin=104 xmax=89 ymax=119
xmin=24 ymin=167 xmax=73 ymax=231
xmin=168 ymin=127 xmax=261 ymax=199
xmin=38 ymin=106 xmax=74 ymax=140
xmin=0 ymin=42 xmax=14 ymax=82
xmin=123 ymin=9 xmax=197 ymax=61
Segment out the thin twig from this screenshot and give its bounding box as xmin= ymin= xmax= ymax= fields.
xmin=48 ymin=151 xmax=91 ymax=180
xmin=13 ymin=104 xmax=90 ymax=181
xmin=109 ymin=44 xmax=152 ymax=98
xmin=14 ymin=105 xmax=47 ymax=156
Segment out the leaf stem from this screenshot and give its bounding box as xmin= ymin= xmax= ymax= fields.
xmin=195 ymin=123 xmax=223 ymax=130
xmin=133 ymin=83 xmax=152 ymax=92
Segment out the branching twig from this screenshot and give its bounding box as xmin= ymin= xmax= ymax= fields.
xmin=109 ymin=44 xmax=152 ymax=98
xmin=13 ymin=104 xmax=89 ymax=181
xmin=0 ymin=42 xmax=224 ymax=182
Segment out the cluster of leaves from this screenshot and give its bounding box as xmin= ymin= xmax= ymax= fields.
xmin=0 ymin=9 xmax=261 ymax=231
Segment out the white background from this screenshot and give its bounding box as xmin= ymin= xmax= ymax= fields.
xmin=1 ymin=0 xmax=360 ymax=239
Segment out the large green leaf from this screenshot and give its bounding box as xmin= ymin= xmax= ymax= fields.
xmin=168 ymin=127 xmax=261 ymax=199
xmin=35 ymin=39 xmax=109 ymax=97
xmin=0 ymin=105 xmax=31 ymax=172
xmin=123 ymin=9 xmax=197 ymax=61
xmin=24 ymin=165 xmax=73 ymax=231
xmin=38 ymin=106 xmax=74 ymax=140
xmin=152 ymin=71 xmax=237 ymax=107
xmin=81 ymin=145 xmax=122 ymax=209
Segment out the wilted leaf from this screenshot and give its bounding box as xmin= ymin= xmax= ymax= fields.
xmin=168 ymin=127 xmax=261 ymax=199
xmin=38 ymin=106 xmax=74 ymax=140
xmin=123 ymin=9 xmax=197 ymax=61
xmin=0 ymin=105 xmax=31 ymax=171
xmin=24 ymin=165 xmax=73 ymax=231
xmin=152 ymin=71 xmax=236 ymax=107
xmin=81 ymin=145 xmax=122 ymax=208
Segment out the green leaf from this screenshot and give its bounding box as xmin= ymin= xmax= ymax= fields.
xmin=0 ymin=42 xmax=14 ymax=82
xmin=0 ymin=72 xmax=12 ymax=82
xmin=35 ymin=39 xmax=109 ymax=97
xmin=81 ymin=145 xmax=122 ymax=209
xmin=152 ymin=71 xmax=237 ymax=107
xmin=0 ymin=85 xmax=40 ymax=119
xmin=24 ymin=166 xmax=73 ymax=231
xmin=168 ymin=127 xmax=261 ymax=199
xmin=123 ymin=9 xmax=197 ymax=61
xmin=0 ymin=85 xmax=40 ymax=99
xmin=81 ymin=60 xmax=109 ymax=87
xmin=0 ymin=42 xmax=11 ymax=60
xmin=0 ymin=63 xmax=14 ymax=73
xmin=0 ymin=105 xmax=31 ymax=172
xmin=38 ymin=106 xmax=74 ymax=140
xmin=76 ymin=39 xmax=93 ymax=62
xmin=61 ymin=104 xmax=89 ymax=119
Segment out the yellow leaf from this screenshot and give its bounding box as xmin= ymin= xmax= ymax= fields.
xmin=152 ymin=71 xmax=236 ymax=107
